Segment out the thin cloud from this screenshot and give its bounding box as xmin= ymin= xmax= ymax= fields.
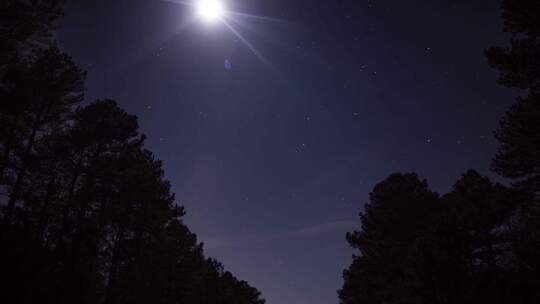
xmin=201 ymin=220 xmax=358 ymax=250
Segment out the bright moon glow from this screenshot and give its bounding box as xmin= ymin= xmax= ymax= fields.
xmin=196 ymin=0 xmax=224 ymax=22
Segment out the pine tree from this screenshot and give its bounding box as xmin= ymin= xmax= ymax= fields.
xmin=486 ymin=0 xmax=540 ymax=194
xmin=339 ymin=173 xmax=439 ymax=304
xmin=486 ymin=2 xmax=540 ymax=298
xmin=0 ymin=2 xmax=266 ymax=304
xmin=1 ymin=47 xmax=85 ymax=225
xmin=0 ymin=0 xmax=64 ymax=69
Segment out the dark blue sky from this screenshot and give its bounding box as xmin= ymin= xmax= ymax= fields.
xmin=59 ymin=1 xmax=513 ymax=304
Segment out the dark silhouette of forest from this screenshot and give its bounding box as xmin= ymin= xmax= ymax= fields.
xmin=2 ymin=0 xmax=540 ymax=304
xmin=0 ymin=1 xmax=265 ymax=304
xmin=339 ymin=1 xmax=540 ymax=303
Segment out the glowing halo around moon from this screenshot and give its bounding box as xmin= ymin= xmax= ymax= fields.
xmin=196 ymin=0 xmax=224 ymax=23
xmin=161 ymin=0 xmax=283 ymax=66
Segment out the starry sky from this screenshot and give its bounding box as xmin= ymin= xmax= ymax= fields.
xmin=59 ymin=1 xmax=514 ymax=304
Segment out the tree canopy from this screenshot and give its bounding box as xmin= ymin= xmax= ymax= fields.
xmin=341 ymin=1 xmax=540 ymax=303
xmin=0 ymin=3 xmax=265 ymax=304
xmin=486 ymin=0 xmax=540 ymax=194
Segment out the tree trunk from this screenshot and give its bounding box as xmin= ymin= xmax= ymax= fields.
xmin=3 ymin=119 xmax=40 ymax=225
xmin=0 ymin=134 xmax=13 ymax=184
xmin=57 ymin=166 xmax=81 ymax=246
xmin=73 ymin=146 xmax=103 ymax=238
xmin=37 ymin=172 xmax=57 ymax=242
xmin=102 ymin=226 xmax=125 ymax=304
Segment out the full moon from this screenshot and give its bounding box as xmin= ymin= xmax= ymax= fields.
xmin=196 ymin=0 xmax=224 ymax=22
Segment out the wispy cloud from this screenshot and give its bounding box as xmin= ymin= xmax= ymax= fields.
xmin=201 ymin=220 xmax=358 ymax=250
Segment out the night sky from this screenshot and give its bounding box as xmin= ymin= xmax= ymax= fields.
xmin=59 ymin=1 xmax=514 ymax=304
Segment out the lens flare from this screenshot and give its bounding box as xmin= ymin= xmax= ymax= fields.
xmin=196 ymin=0 xmax=224 ymax=22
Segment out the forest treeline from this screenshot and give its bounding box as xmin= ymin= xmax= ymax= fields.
xmin=2 ymin=1 xmax=540 ymax=304
xmin=339 ymin=1 xmax=540 ymax=303
xmin=0 ymin=1 xmax=265 ymax=304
